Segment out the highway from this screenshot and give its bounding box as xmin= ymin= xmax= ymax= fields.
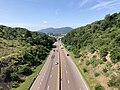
xmin=30 ymin=42 xmax=89 ymax=90
xmin=60 ymin=44 xmax=89 ymax=90
xmin=30 ymin=42 xmax=59 ymax=90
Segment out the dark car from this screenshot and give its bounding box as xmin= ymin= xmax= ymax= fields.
xmin=55 ymin=62 xmax=58 ymax=65
xmin=67 ymin=54 xmax=69 ymax=56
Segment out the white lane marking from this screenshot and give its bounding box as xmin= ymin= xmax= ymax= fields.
xmin=41 ymin=78 xmax=43 ymax=81
xmin=52 ymin=67 xmax=53 ymax=70
xmin=64 ymin=49 xmax=89 ymax=90
xmin=38 ymin=87 xmax=40 ymax=89
xmin=47 ymin=85 xmax=50 ymax=90
xmin=68 ymin=80 xmax=69 ymax=84
xmin=50 ymin=74 xmax=52 ymax=78
xmin=66 ymin=71 xmax=67 ymax=74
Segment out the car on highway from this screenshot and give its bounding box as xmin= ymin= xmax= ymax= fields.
xmin=55 ymin=62 xmax=58 ymax=65
xmin=67 ymin=54 xmax=69 ymax=56
xmin=61 ymin=46 xmax=64 ymax=49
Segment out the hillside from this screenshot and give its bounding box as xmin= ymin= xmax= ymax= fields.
xmin=0 ymin=25 xmax=56 ymax=90
xmin=39 ymin=27 xmax=73 ymax=35
xmin=62 ymin=12 xmax=120 ymax=90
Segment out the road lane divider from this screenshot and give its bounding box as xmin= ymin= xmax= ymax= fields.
xmin=58 ymin=44 xmax=61 ymax=90
xmin=38 ymin=87 xmax=40 ymax=89
xmin=47 ymin=85 xmax=49 ymax=90
xmin=50 ymin=74 xmax=52 ymax=78
xmin=68 ymin=80 xmax=70 ymax=84
xmin=66 ymin=71 xmax=68 ymax=74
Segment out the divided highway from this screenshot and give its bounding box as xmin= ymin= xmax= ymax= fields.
xmin=30 ymin=42 xmax=89 ymax=90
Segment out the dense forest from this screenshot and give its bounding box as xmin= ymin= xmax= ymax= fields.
xmin=62 ymin=12 xmax=120 ymax=90
xmin=0 ymin=25 xmax=56 ymax=89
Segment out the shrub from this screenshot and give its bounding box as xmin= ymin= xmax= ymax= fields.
xmin=86 ymin=60 xmax=90 ymax=65
xmin=108 ymin=75 xmax=120 ymax=89
xmin=83 ymin=67 xmax=87 ymax=73
xmin=103 ymin=68 xmax=108 ymax=73
xmin=89 ymin=57 xmax=98 ymax=67
xmin=22 ymin=66 xmax=33 ymax=76
xmin=95 ymin=84 xmax=105 ymax=90
xmin=95 ymin=72 xmax=100 ymax=77
xmin=100 ymin=47 xmax=108 ymax=58
xmin=74 ymin=54 xmax=81 ymax=58
xmin=11 ymin=82 xmax=19 ymax=88
xmin=110 ymin=47 xmax=120 ymax=63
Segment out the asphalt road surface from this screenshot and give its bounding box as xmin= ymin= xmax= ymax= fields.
xmin=30 ymin=42 xmax=59 ymax=90
xmin=30 ymin=42 xmax=89 ymax=90
xmin=59 ymin=44 xmax=89 ymax=90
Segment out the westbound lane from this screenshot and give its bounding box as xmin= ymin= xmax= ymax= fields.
xmin=59 ymin=43 xmax=89 ymax=90
xmin=30 ymin=42 xmax=59 ymax=90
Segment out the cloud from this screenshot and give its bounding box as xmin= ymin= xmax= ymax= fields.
xmin=43 ymin=21 xmax=48 ymax=24
xmin=79 ymin=0 xmax=88 ymax=7
xmin=0 ymin=22 xmax=49 ymax=31
xmin=90 ymin=0 xmax=118 ymax=10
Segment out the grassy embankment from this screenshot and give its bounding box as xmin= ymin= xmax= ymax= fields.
xmin=12 ymin=60 xmax=46 ymax=90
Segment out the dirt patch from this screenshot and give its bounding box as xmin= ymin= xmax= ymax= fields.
xmin=96 ymin=75 xmax=109 ymax=89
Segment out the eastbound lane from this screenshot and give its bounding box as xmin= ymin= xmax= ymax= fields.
xmin=30 ymin=42 xmax=59 ymax=90
xmin=59 ymin=43 xmax=89 ymax=90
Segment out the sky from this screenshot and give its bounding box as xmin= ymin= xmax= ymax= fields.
xmin=0 ymin=0 xmax=120 ymax=31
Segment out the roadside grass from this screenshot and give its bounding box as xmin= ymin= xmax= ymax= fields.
xmin=12 ymin=60 xmax=46 ymax=90
xmin=61 ymin=43 xmax=94 ymax=90
xmin=0 ymin=86 xmax=2 ymax=89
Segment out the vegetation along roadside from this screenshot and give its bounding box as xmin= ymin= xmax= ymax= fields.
xmin=0 ymin=25 xmax=56 ymax=90
xmin=62 ymin=12 xmax=120 ymax=90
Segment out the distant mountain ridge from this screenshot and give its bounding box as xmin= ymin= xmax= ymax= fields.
xmin=38 ymin=27 xmax=73 ymax=34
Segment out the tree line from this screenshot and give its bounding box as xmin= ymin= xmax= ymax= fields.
xmin=62 ymin=12 xmax=120 ymax=63
xmin=0 ymin=25 xmax=56 ymax=89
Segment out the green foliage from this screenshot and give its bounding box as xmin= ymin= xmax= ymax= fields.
xmin=94 ymin=72 xmax=100 ymax=77
xmin=103 ymin=68 xmax=108 ymax=73
xmin=88 ymin=47 xmax=95 ymax=53
xmin=89 ymin=56 xmax=99 ymax=67
xmin=99 ymin=47 xmax=108 ymax=58
xmin=62 ymin=12 xmax=120 ymax=63
xmin=110 ymin=47 xmax=120 ymax=63
xmin=71 ymin=47 xmax=80 ymax=58
xmin=83 ymin=67 xmax=87 ymax=73
xmin=12 ymin=82 xmax=20 ymax=88
xmin=108 ymin=75 xmax=120 ymax=89
xmin=0 ymin=25 xmax=55 ymax=89
xmin=95 ymin=84 xmax=105 ymax=90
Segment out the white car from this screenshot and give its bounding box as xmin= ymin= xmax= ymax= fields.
xmin=55 ymin=62 xmax=58 ymax=65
